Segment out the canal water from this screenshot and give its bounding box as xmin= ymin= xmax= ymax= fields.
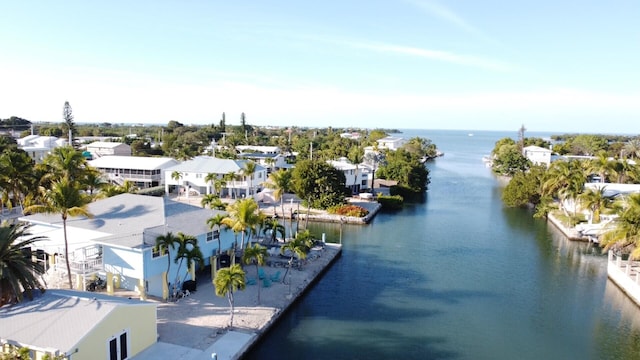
xmin=245 ymin=130 xmax=640 ymax=360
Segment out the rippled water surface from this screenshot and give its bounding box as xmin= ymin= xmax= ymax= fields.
xmin=245 ymin=130 xmax=640 ymax=360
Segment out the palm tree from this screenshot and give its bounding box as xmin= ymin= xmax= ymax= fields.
xmin=214 ymin=263 xmax=246 ymax=328
xmin=579 ymin=186 xmax=612 ymax=224
xmin=201 ymin=194 xmax=220 ymax=209
xmin=207 ymin=213 xmax=228 ymax=255
xmin=205 ymin=172 xmax=218 ymax=196
xmin=242 ymin=243 xmax=267 ymax=303
xmin=281 ymin=230 xmax=313 ymax=286
xmin=0 ymin=223 xmax=47 ymax=306
xmin=171 ymin=171 xmax=183 ymax=198
xmin=173 ymin=232 xmax=203 ymax=289
xmin=601 ymin=193 xmax=640 ymax=258
xmin=242 ymin=161 xmax=258 ymax=197
xmin=42 ymin=146 xmax=88 ymax=184
xmin=263 ymin=218 xmax=286 ymax=244
xmin=587 ymin=151 xmax=613 ymax=183
xmin=83 ymin=167 xmax=106 ymax=196
xmin=221 ymin=198 xmax=260 ymax=250
xmin=23 ymin=178 xmax=93 ymax=289
xmin=154 ymin=232 xmax=179 ymax=301
xmin=624 ymin=139 xmax=640 ymax=160
xmin=0 ymin=150 xmax=35 ymax=211
xmin=223 ymin=172 xmax=237 ymax=199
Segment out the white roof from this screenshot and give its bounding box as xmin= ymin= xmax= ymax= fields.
xmin=327 ymin=160 xmax=357 ymax=171
xmin=89 ymin=156 xmax=179 ymax=170
xmin=0 ymin=290 xmax=154 ymax=354
xmin=26 ymin=223 xmax=110 ymax=253
xmin=166 ymin=156 xmax=265 ymax=174
xmin=86 ymin=141 xmax=128 ymax=149
xmin=523 ymin=145 xmax=551 ymax=152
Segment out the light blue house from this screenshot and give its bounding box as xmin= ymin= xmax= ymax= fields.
xmin=20 ymin=194 xmax=235 ymax=299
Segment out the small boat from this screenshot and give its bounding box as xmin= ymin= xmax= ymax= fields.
xmin=468 ymin=133 xmax=474 ymax=137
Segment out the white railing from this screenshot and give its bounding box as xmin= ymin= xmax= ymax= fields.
xmin=55 ymin=245 xmax=103 ymax=276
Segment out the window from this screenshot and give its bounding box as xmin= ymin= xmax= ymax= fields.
xmin=108 ymin=330 xmax=129 ymax=360
xmin=152 ymin=246 xmax=165 ymax=258
xmin=206 ymin=230 xmax=219 ymax=243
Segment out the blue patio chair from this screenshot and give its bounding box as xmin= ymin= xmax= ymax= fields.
xmin=262 ymin=278 xmax=272 ymax=288
xmin=258 ymin=268 xmax=266 ymax=280
xmin=246 ymin=277 xmax=257 ymax=285
xmin=270 ymin=270 xmax=281 ymax=283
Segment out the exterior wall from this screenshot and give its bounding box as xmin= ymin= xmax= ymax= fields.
xmin=74 ymin=304 xmax=156 ymax=360
xmin=103 ymin=247 xmax=144 ymax=292
xmin=608 ymin=252 xmax=640 ymax=306
xmin=523 ymin=149 xmax=551 ymax=167
xmin=166 ymin=169 xmax=268 ymax=197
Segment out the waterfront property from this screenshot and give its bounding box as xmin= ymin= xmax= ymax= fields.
xmin=19 ymin=194 xmax=236 ymax=299
xmin=0 ymin=290 xmax=157 ymax=360
xmin=89 ymin=155 xmax=179 ymax=188
xmin=522 ymin=145 xmax=552 ymax=167
xmin=164 ymin=156 xmax=267 ymax=198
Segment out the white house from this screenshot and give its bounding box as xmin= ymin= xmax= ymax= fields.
xmin=89 ymin=156 xmax=179 ymax=188
xmin=16 ymin=135 xmax=66 ymax=163
xmin=523 ymin=145 xmax=552 ymax=167
xmin=86 ymin=141 xmax=132 ymax=158
xmin=376 ymin=136 xmax=406 ymax=151
xmin=235 ymin=145 xmax=281 ymax=154
xmin=20 ymin=194 xmax=236 ymax=299
xmin=327 ymin=158 xmax=370 ymax=194
xmin=165 ymin=156 xmax=267 ymax=198
xmin=239 ymin=152 xmax=288 ymax=173
xmin=0 ymin=290 xmax=157 ymax=360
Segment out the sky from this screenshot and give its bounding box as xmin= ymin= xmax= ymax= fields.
xmin=1 ymin=1 xmax=639 ymax=133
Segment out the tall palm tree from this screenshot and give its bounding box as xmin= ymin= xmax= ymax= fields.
xmin=214 ymin=263 xmax=246 ymax=328
xmin=154 ymin=232 xmax=179 ymax=300
xmin=205 ymin=172 xmax=218 ymax=196
xmin=624 ymin=139 xmax=640 ymax=160
xmin=83 ymin=167 xmax=106 ymax=196
xmin=42 ymin=146 xmax=88 ymax=184
xmin=281 ymin=230 xmax=313 ymax=286
xmin=223 ymin=172 xmax=237 ymax=199
xmin=263 ymin=218 xmax=286 ymax=244
xmin=0 ymin=223 xmax=47 ymax=306
xmin=242 ymin=161 xmax=258 ymax=197
xmin=171 ymin=171 xmax=183 ymax=198
xmin=579 ymin=186 xmax=612 ymax=224
xmin=242 ymin=243 xmax=267 ymax=304
xmin=221 ymin=198 xmax=260 ymax=250
xmin=600 ymin=193 xmax=640 ymax=258
xmin=172 ymin=232 xmax=203 ymax=288
xmin=23 ymin=178 xmax=93 ymax=289
xmin=207 ymin=213 xmax=228 ymax=255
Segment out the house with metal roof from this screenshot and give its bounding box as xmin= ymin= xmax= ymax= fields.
xmin=0 ymin=289 xmax=157 ymax=360
xmin=89 ymin=155 xmax=179 ymax=188
xmin=85 ymin=141 xmax=132 ymax=158
xmin=20 ymin=194 xmax=235 ymax=300
xmin=164 ymin=156 xmax=267 ymax=199
xmin=522 ymin=145 xmax=553 ymax=167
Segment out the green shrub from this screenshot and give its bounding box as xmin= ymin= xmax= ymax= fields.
xmin=377 ymin=194 xmax=404 ymax=210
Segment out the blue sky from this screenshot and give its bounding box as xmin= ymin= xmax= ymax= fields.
xmin=1 ymin=1 xmax=639 ymax=133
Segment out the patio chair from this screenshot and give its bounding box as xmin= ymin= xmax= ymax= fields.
xmin=262 ymin=278 xmax=272 ymax=288
xmin=258 ymin=268 xmax=266 ymax=280
xmin=270 ymin=270 xmax=281 ymax=283
xmin=246 ymin=277 xmax=257 ymax=285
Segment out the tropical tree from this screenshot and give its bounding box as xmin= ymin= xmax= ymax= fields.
xmin=263 ymin=218 xmax=286 ymax=244
xmin=207 ymin=213 xmax=228 ymax=255
xmin=214 ymin=263 xmax=246 ymax=328
xmin=205 ymin=172 xmax=226 ymax=196
xmin=171 ymin=171 xmax=183 ymax=197
xmin=587 ymin=151 xmax=613 ymax=183
xmin=23 ymin=178 xmax=93 ymax=289
xmin=154 ymin=232 xmax=179 ymax=301
xmin=62 ymin=101 xmax=76 ymax=145
xmin=242 ymin=243 xmax=267 ymax=303
xmin=242 ymin=161 xmax=257 ymax=197
xmin=173 ymin=232 xmax=203 ymax=287
xmin=83 ymin=167 xmax=106 ymax=196
xmin=221 ymin=198 xmax=260 ymax=250
xmin=0 ymin=223 xmax=47 ymax=306
xmin=281 ymin=230 xmax=313 ymax=286
xmin=223 ymin=172 xmax=237 ymax=199
xmin=579 ymin=186 xmax=612 ymax=224
xmin=0 ymin=149 xmax=35 ymax=210
xmin=291 ymin=159 xmax=347 ymax=209
xmin=624 ymin=139 xmax=640 ymax=160
xmin=201 ymin=194 xmax=226 ymax=210
xmin=600 ymin=193 xmax=640 ymax=258
xmin=40 ymin=146 xmax=88 ymax=184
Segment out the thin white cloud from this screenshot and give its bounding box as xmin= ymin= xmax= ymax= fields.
xmin=404 ymin=0 xmax=498 ymax=44
xmin=351 ymin=41 xmax=513 ymax=72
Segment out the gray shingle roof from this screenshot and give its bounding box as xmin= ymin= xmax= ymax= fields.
xmin=0 ymin=290 xmax=154 ymax=353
